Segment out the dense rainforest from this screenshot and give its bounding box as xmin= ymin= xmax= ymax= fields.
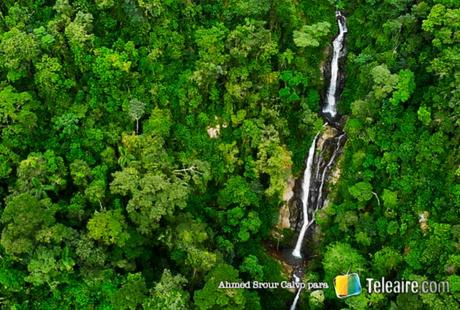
xmin=0 ymin=0 xmax=458 ymax=309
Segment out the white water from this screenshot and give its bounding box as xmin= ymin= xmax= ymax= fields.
xmin=292 ymin=133 xmax=319 ymax=258
xmin=315 ymin=134 xmax=345 ymax=211
xmin=322 ymin=11 xmax=347 ymax=118
xmin=314 ymin=149 xmax=325 ymax=181
xmin=290 ymin=287 xmax=302 ymax=310
xmin=290 ymin=275 xmax=302 ymax=310
xmin=289 ymin=11 xmax=347 ymax=309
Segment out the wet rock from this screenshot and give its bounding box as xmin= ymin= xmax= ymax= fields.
xmin=317 ymin=125 xmax=338 ymax=150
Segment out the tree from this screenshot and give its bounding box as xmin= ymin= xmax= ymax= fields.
xmin=70 ymin=159 xmax=91 ymax=187
xmin=370 ymin=65 xmax=398 ymax=100
xmin=84 ymin=179 xmax=106 ymax=208
xmin=143 ymin=269 xmax=190 ymax=310
xmin=194 ymin=263 xmax=259 ymax=309
xmin=87 ymin=209 xmax=130 ymax=247
xmin=0 ymin=27 xmax=39 ymax=81
xmin=128 ymin=99 xmax=146 ymax=134
xmin=372 ymin=247 xmax=402 ymax=277
xmin=217 ymin=176 xmax=260 ymax=208
xmin=16 ymin=151 xmax=67 ymax=196
xmin=192 ymin=23 xmax=228 ymax=90
xmin=348 ymin=181 xmax=373 ymax=202
xmin=322 ymin=242 xmax=366 ymax=296
xmin=293 ymin=22 xmax=331 ymax=47
xmin=112 ymin=273 xmax=147 ymax=310
xmin=0 ymin=86 xmax=33 ymax=125
xmin=143 ymin=108 xmax=172 ymax=137
xmin=382 ymin=189 xmax=398 ymax=209
xmin=25 ymin=244 xmax=76 ymax=288
xmin=34 ymin=55 xmax=73 ymax=100
xmin=162 ymin=214 xmax=217 ymax=275
xmin=239 ymin=255 xmax=264 ymax=280
xmin=390 ymin=69 xmax=415 ymax=106
xmin=417 ymin=106 xmax=431 ymax=126
xmin=111 ymin=171 xmax=188 ymax=234
xmin=1 ymin=193 xmax=55 ymax=256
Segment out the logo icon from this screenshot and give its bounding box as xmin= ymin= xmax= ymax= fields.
xmin=333 ymin=273 xmax=362 ymax=298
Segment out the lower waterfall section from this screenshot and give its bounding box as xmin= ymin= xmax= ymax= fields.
xmin=292 ymin=133 xmax=320 ymax=259
xmin=288 ymin=126 xmax=347 ymax=309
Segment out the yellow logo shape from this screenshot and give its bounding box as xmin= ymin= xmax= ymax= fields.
xmin=333 ymin=273 xmax=362 ymax=298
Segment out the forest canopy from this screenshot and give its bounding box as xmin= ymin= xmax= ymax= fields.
xmin=0 ymin=0 xmax=459 ymax=309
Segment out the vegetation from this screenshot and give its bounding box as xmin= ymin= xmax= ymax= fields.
xmin=0 ymin=0 xmax=331 ymax=308
xmin=314 ymin=0 xmax=460 ymax=309
xmin=0 ymin=0 xmax=458 ymax=309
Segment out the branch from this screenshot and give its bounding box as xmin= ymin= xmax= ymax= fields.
xmin=372 ymin=191 xmax=381 ymax=206
xmin=173 ymin=165 xmax=203 ymax=175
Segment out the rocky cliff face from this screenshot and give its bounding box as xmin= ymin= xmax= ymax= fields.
xmin=276 ymin=176 xmax=295 ymax=230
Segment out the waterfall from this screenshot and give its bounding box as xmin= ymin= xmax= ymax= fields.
xmin=289 ymin=11 xmax=347 ymax=309
xmin=315 ymin=134 xmax=345 ymax=211
xmin=291 ymin=11 xmax=348 ymax=260
xmin=322 ymin=11 xmax=347 ymax=118
xmin=290 ymin=275 xmax=302 ymax=310
xmin=292 ymin=132 xmax=319 ymax=258
xmin=290 ymin=287 xmax=303 ymax=310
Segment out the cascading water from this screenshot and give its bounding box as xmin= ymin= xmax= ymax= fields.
xmin=322 ymin=11 xmax=347 ymax=119
xmin=290 ymin=287 xmax=302 ymax=310
xmin=315 ymin=133 xmax=346 ymax=212
xmin=289 ymin=275 xmax=302 ymax=310
xmin=289 ymin=10 xmax=347 ymax=309
xmin=291 ymin=10 xmax=347 ymax=260
xmin=292 ymin=132 xmax=320 ymax=258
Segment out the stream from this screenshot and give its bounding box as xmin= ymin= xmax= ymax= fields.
xmin=289 ymin=10 xmax=348 ymax=310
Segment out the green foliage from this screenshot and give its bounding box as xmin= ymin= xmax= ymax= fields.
xmin=417 ymin=106 xmax=431 ymax=126
xmin=348 ymin=181 xmax=373 ymax=202
xmin=1 ymin=0 xmax=457 ymax=308
xmin=294 ymin=22 xmax=331 ymax=47
xmin=240 ymin=255 xmax=264 ymax=280
xmin=87 ymin=209 xmax=130 ymax=246
xmin=128 ymin=98 xmax=146 ymax=133
xmin=143 ymin=108 xmax=172 ymax=137
xmin=193 ymin=263 xmax=259 ymax=309
xmin=143 ymin=269 xmax=189 ymax=309
xmin=111 ymin=273 xmax=147 ymax=310
xmin=322 ymin=242 xmax=366 ymax=280
xmin=1 ymin=193 xmax=55 ymax=256
xmin=372 ymin=247 xmax=402 ymax=277
xmin=0 ymin=27 xmax=39 ymax=81
xmin=0 ymin=86 xmax=33 ymax=124
xmin=382 ymin=189 xmax=398 ymax=208
xmin=166 ymin=214 xmax=217 ymax=274
xmin=218 ymin=176 xmax=260 ymax=208
xmin=315 ymin=0 xmax=460 ymax=307
xmin=390 ymin=69 xmax=416 ymax=106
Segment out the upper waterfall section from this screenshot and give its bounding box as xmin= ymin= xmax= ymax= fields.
xmin=322 ymin=11 xmax=347 ymax=123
